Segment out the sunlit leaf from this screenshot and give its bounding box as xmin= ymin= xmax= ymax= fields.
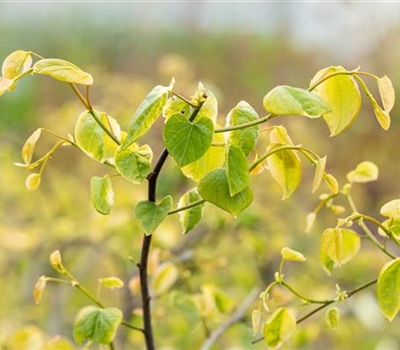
xmin=198 ymin=168 xmax=253 ymax=217
xmin=347 ymin=161 xmax=379 ymax=183
xmin=0 ymin=77 xmax=17 ymax=96
xmin=21 ymin=129 xmax=42 ymax=165
xmin=325 ymin=307 xmax=340 ymax=330
xmin=226 ymin=144 xmax=249 ymax=196
xmin=124 ymin=84 xmax=171 ymax=147
xmin=181 ymin=130 xmax=225 ymax=181
xmin=25 ymin=173 xmax=41 ymax=191
xmin=49 ymin=250 xmax=65 ymax=274
xmin=2 ymin=50 xmax=32 ymax=79
xmin=281 ymin=247 xmax=306 ymax=262
xmin=75 ymin=110 xmax=121 ymax=162
xmin=134 ymin=196 xmax=172 ymax=235
xmin=312 ymin=156 xmax=327 ymax=193
xmin=377 ymin=258 xmax=400 ymax=321
xmin=151 ymin=261 xmax=179 ymax=296
xmin=115 ymin=144 xmax=152 ymax=184
xmin=323 ymin=173 xmax=339 ymax=194
xmin=33 ymin=58 xmax=93 ymax=85
xmin=378 ymin=219 xmax=400 ymax=238
xmin=33 ymin=275 xmax=47 ymax=305
xmin=370 ymin=96 xmax=391 ymax=130
xmin=90 ymin=176 xmax=114 ymax=215
xmin=191 ymin=82 xmax=218 ymax=122
xmin=320 ymin=228 xmax=360 ymax=266
xmin=226 ymin=100 xmax=259 ymax=155
xmin=263 ymin=85 xmax=330 ymax=118
xmin=263 ymin=307 xmax=296 ymax=349
xmin=74 ymin=306 xmax=123 ymax=344
xmin=311 ymin=66 xmax=361 ymax=136
xmin=380 ymin=199 xmax=400 ymax=220
xmin=178 ymin=189 xmax=204 ymax=234
xmin=98 ymin=277 xmax=124 ymax=290
xmin=163 ymin=96 xmax=190 ymax=119
xmin=378 ymin=75 xmax=395 ymax=113
xmin=164 ymin=114 xmax=214 ymax=167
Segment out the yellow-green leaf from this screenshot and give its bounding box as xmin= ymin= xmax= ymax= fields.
xmin=380 ymin=199 xmax=400 ymax=220
xmin=378 ymin=75 xmax=395 ymax=113
xmin=312 ymin=156 xmax=327 ymax=193
xmin=311 ymin=66 xmax=361 ymax=136
xmin=178 ymin=189 xmax=204 ymax=234
xmin=226 ymin=144 xmax=249 ymax=196
xmin=191 ymin=82 xmax=218 ymax=122
xmin=25 ymin=173 xmax=41 ymax=191
xmin=281 ymin=247 xmax=306 ymax=262
xmin=263 ymin=86 xmax=331 ymax=118
xmin=323 ymin=173 xmax=339 ymax=194
xmin=2 ymin=50 xmax=32 ymax=79
xmin=347 ymin=161 xmax=379 ymax=183
xmin=151 ymin=261 xmax=179 ymax=296
xmin=0 ymin=77 xmax=17 ymax=96
xmin=325 ymin=307 xmax=340 ymax=330
xmin=305 ymin=212 xmax=317 ymax=234
xmin=22 ymin=128 xmax=42 ymax=165
xmin=263 ymin=308 xmax=296 ymax=349
xmin=320 ymin=228 xmax=360 ymax=266
xmin=377 ymin=258 xmax=400 ymax=321
xmin=98 ymin=277 xmax=124 ymax=290
xmin=33 ymin=275 xmax=47 ymax=305
xmin=90 ymin=176 xmax=114 ymax=215
xmin=252 ymin=309 xmax=262 ymax=335
xmin=33 ymin=58 xmax=93 ymax=85
xmin=372 ymin=98 xmax=391 ymax=130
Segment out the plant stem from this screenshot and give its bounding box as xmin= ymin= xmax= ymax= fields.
xmin=138 ymin=96 xmax=207 ymax=350
xmin=168 ymin=199 xmax=206 ymax=215
xmin=214 ymin=114 xmax=275 ymax=133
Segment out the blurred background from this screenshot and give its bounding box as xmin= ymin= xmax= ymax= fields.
xmin=1 ymin=2 xmax=400 ymax=349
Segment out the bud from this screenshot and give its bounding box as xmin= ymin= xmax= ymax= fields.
xmin=50 ymin=250 xmax=65 ymax=274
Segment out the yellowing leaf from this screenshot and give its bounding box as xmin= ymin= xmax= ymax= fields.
xmin=252 ymin=309 xmax=262 ymax=335
xmin=325 ymin=307 xmax=340 ymax=330
xmin=312 ymin=156 xmax=327 ymax=193
xmin=323 ymin=173 xmax=339 ymax=194
xmin=311 ymin=66 xmax=361 ymax=136
xmin=50 ymin=250 xmax=65 ymax=273
xmin=90 ymin=176 xmax=114 ymax=215
xmin=380 ymin=199 xmax=400 ymax=220
xmin=263 ymin=308 xmax=296 ymax=349
xmin=191 ymin=82 xmax=218 ymax=122
xmin=33 ymin=58 xmax=93 ymax=85
xmin=347 ymin=161 xmax=379 ymax=183
xmin=98 ymin=277 xmax=124 ymax=290
xmin=25 ymin=173 xmax=41 ymax=191
xmin=178 ymin=189 xmax=204 ymax=234
xmin=22 ymin=129 xmax=42 ymax=165
xmin=281 ymin=247 xmax=306 ymax=262
xmin=305 ymin=212 xmax=317 ymax=233
xmin=151 ymin=261 xmax=179 ymax=296
xmin=320 ymin=228 xmax=360 ymax=266
xmin=0 ymin=77 xmax=17 ymax=96
xmin=378 ymin=75 xmax=395 ymax=113
xmin=377 ymin=258 xmax=400 ymax=321
xmin=263 ymin=86 xmax=331 ymax=118
xmin=33 ymin=275 xmax=47 ymax=305
xmin=2 ymin=50 xmax=32 ymax=79
xmin=372 ymin=99 xmax=391 ymax=130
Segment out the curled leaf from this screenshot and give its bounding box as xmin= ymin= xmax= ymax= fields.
xmin=33 ymin=275 xmax=47 ymax=305
xmin=22 ymin=129 xmax=42 ymax=165
xmin=25 ymin=173 xmax=41 ymax=191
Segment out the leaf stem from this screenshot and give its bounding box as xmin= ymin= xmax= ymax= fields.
xmin=170 ymin=90 xmax=197 ymax=108
xmin=214 ymin=114 xmax=275 ymax=133
xmin=168 ymin=199 xmax=206 ymax=215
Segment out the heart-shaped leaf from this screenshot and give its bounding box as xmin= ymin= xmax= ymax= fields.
xmin=198 ymin=168 xmax=253 ymax=217
xmin=164 ymin=114 xmax=214 ymax=167
xmin=135 ymin=196 xmax=172 ymax=235
xmin=263 ymin=308 xmax=296 ymax=349
xmin=2 ymin=50 xmax=32 ymax=79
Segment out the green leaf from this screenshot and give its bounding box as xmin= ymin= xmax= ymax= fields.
xmin=21 ymin=128 xmax=42 ymax=165
xmin=226 ymin=144 xmax=249 ymax=196
xmin=181 ymin=130 xmax=225 ymax=182
xmin=123 ymin=84 xmax=171 ymax=147
xmin=263 ymin=85 xmax=330 ymax=118
xmin=325 ymin=307 xmax=340 ymax=330
xmin=378 ymin=75 xmax=395 ymax=113
xmin=33 ymin=58 xmax=93 ymax=85
xmin=311 ymin=66 xmax=361 ymax=136
xmin=164 ymin=114 xmax=214 ymax=167
xmin=2 ymin=50 xmax=32 ymax=79
xmin=98 ymin=277 xmax=124 ymax=290
xmin=347 ymin=161 xmax=379 ymax=183
xmin=281 ymin=247 xmax=306 ymax=262
xmin=380 ymin=199 xmax=400 ymax=220
xmin=0 ymin=77 xmax=17 ymax=96
xmin=226 ymin=101 xmax=259 ymax=155
xmin=377 ymin=258 xmax=400 ymax=321
xmin=263 ymin=308 xmax=296 ymax=349
xmin=25 ymin=173 xmax=41 ymax=191
xmin=151 ymin=261 xmax=179 ymax=296
xmin=73 ymin=306 xmax=122 ymax=344
xmin=163 ymin=96 xmax=190 ymax=119
xmin=320 ymin=228 xmax=360 ymax=266
xmin=75 ymin=110 xmax=121 ymax=162
xmin=115 ymin=144 xmax=152 ymax=184
xmin=90 ymin=176 xmax=114 ymax=215
xmin=135 ymin=196 xmax=172 ymax=235
xmin=191 ymin=82 xmax=218 ymax=122
xmin=178 ymin=189 xmax=204 ymax=234
xmin=198 ymin=168 xmax=253 ymax=218
xmin=312 ymin=156 xmax=327 ymax=193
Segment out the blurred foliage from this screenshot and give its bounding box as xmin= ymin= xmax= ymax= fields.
xmin=1 ymin=8 xmax=400 ymax=349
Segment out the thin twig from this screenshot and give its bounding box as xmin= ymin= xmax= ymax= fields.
xmin=200 ymin=288 xmax=260 ymax=350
